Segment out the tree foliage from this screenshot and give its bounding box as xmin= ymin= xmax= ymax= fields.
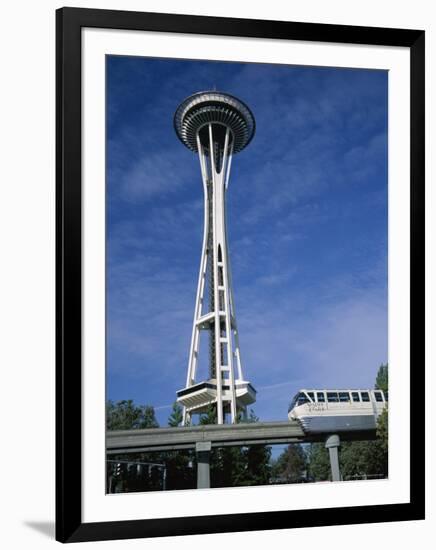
xmin=106 ymin=400 xmax=195 ymax=492
xmin=199 ymin=404 xmax=218 ymax=425
xmin=168 ymin=401 xmax=184 ymax=427
xmin=107 ymin=399 xmax=159 ymax=430
xmin=376 ymin=407 xmax=388 ymax=454
xmin=375 ymin=363 xmax=388 ymax=392
xmin=339 ymin=440 xmax=385 ymax=480
xmin=307 ymin=443 xmax=331 ymax=481
xmin=271 ymin=444 xmax=307 ymax=483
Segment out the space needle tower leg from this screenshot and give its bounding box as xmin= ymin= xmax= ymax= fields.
xmin=174 ymin=92 xmax=257 ymax=425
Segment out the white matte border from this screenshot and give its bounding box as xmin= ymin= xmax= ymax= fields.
xmin=82 ymin=27 xmax=410 ymax=524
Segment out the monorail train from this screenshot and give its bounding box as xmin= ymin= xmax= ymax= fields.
xmin=288 ymin=389 xmax=388 ymax=434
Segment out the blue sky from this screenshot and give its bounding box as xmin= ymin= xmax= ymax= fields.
xmin=106 ymin=55 xmax=388 ymax=427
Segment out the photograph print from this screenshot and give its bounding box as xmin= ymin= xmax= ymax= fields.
xmin=105 ymin=54 xmax=389 ymax=493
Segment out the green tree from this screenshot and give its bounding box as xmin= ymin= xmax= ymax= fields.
xmin=340 ymin=441 xmax=374 ymax=479
xmin=308 ymin=438 xmax=387 ymax=482
xmin=107 ymin=399 xmax=159 ymax=430
xmin=271 ymin=444 xmax=307 ymax=483
xmin=106 ymin=400 xmax=163 ymax=493
xmin=307 ymin=443 xmax=331 ymax=481
xmin=377 ymin=407 xmax=388 ymax=454
xmin=375 ymin=364 xmax=388 ymax=392
xmin=168 ymin=401 xmax=183 ymax=427
xmin=238 ymin=410 xmax=271 ymax=486
xmin=199 ymin=404 xmax=218 ymax=425
xmin=375 ymin=364 xmax=389 ymax=476
xmin=106 ymin=401 xmax=197 ymax=492
xmin=107 ymin=399 xmax=139 ymax=430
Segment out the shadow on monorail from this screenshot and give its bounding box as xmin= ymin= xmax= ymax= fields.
xmin=288 ymin=389 xmax=388 ymax=436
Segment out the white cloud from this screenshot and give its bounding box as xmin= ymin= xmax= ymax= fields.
xmin=117 ymin=149 xmax=197 ymax=202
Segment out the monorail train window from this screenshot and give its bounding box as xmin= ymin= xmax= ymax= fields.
xmin=351 ymin=392 xmax=360 ymax=402
xmin=296 ymin=393 xmax=310 ymax=406
xmin=288 ymin=395 xmax=298 ymax=412
xmin=307 ymin=392 xmax=315 ymax=401
xmin=339 ymin=392 xmax=350 ymax=402
xmin=361 ymin=392 xmax=370 ymax=402
xmin=374 ymin=391 xmax=384 ymax=402
xmin=327 ymin=392 xmax=339 ymax=402
xmin=317 ymin=392 xmax=325 ymax=402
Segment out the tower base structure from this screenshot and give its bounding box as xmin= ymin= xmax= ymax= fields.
xmin=177 ymin=379 xmax=256 ymax=422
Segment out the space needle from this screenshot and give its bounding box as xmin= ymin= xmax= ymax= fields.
xmin=174 ymin=91 xmax=257 ymax=425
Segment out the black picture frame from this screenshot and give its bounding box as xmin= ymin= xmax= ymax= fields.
xmin=56 ymin=6 xmax=425 ymax=543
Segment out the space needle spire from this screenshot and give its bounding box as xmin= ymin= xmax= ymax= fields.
xmin=174 ymin=91 xmax=257 ymax=425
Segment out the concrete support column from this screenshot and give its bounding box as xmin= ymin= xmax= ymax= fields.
xmin=196 ymin=441 xmax=212 ymax=489
xmin=325 ymin=434 xmax=341 ymax=482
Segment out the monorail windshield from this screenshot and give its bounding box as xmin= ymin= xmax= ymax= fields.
xmin=288 ymin=392 xmax=309 ymax=412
